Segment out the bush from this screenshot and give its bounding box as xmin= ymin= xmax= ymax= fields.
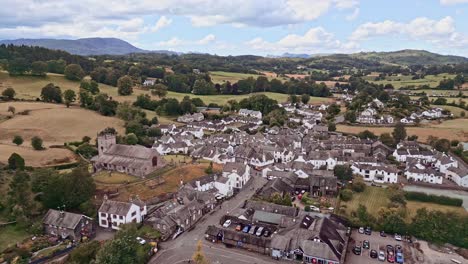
xmin=304 ymin=205 xmax=311 ymax=212
xmin=340 ymin=189 xmax=353 ymax=201
xmin=8 ymin=153 xmax=25 ymax=170
xmin=12 ymin=135 xmax=24 ymax=146
xmin=351 ymin=179 xmax=366 ymax=193
xmin=31 ymin=136 xmax=44 ymax=150
xmin=404 ymin=191 xmax=463 ymax=207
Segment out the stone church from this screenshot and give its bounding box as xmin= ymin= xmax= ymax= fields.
xmin=91 ymin=133 xmax=166 ymax=177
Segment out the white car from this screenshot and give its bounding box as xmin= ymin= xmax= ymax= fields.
xmin=358 ymin=227 xmax=365 ymax=234
xmin=309 ymin=206 xmax=320 ymax=212
xmin=378 ymin=250 xmax=385 ymax=261
xmin=223 ymin=219 xmax=232 ymax=228
xmin=395 ymin=234 xmax=402 ymax=241
xmin=136 ymin=237 xmax=146 ymax=245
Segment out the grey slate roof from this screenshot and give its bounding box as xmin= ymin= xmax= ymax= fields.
xmin=99 ymin=200 xmax=133 ymax=216
xmin=43 ymin=209 xmax=87 ymax=230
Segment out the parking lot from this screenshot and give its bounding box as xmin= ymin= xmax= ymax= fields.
xmin=346 ymin=229 xmax=412 ymax=264
xmin=220 ymin=216 xmax=277 ymax=238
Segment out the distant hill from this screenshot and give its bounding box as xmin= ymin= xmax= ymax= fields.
xmin=347 ymin=49 xmax=468 ymax=66
xmin=0 ymin=37 xmax=177 ymax=56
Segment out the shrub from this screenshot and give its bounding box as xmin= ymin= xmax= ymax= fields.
xmin=340 ymin=189 xmax=353 ymax=201
xmin=404 ymin=191 xmax=463 ymax=207
xmin=351 ymin=179 xmax=366 ymax=193
xmin=31 ymin=136 xmax=44 ymax=150
xmin=304 ymin=205 xmax=311 ymax=212
xmin=12 ymin=135 xmax=24 ymax=146
xmin=8 ymin=153 xmax=25 ymax=170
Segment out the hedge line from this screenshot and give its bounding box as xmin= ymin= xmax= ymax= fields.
xmin=404 ymin=191 xmax=463 ymax=207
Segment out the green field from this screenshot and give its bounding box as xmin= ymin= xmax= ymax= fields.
xmin=0 ymin=225 xmax=30 ymax=252
xmin=430 ymin=104 xmax=466 ymax=117
xmin=406 ymin=201 xmax=467 ymax=219
xmin=364 ymin=73 xmax=457 ymax=89
xmin=340 ymin=186 xmax=390 ymax=217
xmin=209 ymin=71 xmax=288 ymax=84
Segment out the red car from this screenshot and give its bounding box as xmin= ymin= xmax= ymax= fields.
xmin=387 ymin=252 xmax=395 ymax=263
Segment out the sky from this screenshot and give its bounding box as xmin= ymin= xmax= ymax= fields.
xmin=0 ymin=0 xmax=468 ymax=56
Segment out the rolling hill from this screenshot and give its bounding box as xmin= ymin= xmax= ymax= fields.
xmin=349 ymin=49 xmax=468 ymax=65
xmin=0 ymin=37 xmax=176 ymax=56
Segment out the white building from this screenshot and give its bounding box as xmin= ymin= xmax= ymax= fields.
xmin=98 ymin=198 xmax=147 ymax=230
xmin=222 ymin=162 xmax=251 ymax=189
xmin=238 ymin=109 xmax=262 ymax=119
xmin=351 ymin=163 xmax=399 ymax=183
xmin=357 ymin=107 xmax=377 ymax=124
xmin=405 ymin=164 xmax=443 ymax=184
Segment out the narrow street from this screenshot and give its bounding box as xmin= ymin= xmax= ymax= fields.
xmin=149 ymin=176 xmax=280 ymax=264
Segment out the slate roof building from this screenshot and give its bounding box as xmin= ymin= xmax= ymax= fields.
xmin=43 ymin=209 xmax=93 ymax=241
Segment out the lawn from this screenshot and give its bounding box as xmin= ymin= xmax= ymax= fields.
xmin=340 ymin=186 xmax=389 ymax=217
xmin=336 ymin=119 xmax=468 ymax=142
xmin=364 ymin=73 xmax=457 ymax=89
xmin=406 ymin=201 xmax=467 ymax=220
xmin=0 ymin=102 xmax=125 ymax=146
xmin=0 ymin=225 xmax=30 ymax=252
xmin=93 ymin=171 xmax=141 ymax=184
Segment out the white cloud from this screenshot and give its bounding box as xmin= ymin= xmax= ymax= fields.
xmin=350 ymin=16 xmax=468 ymax=49
xmin=151 ymin=16 xmax=172 ymax=32
xmin=440 ymin=0 xmax=468 ymax=5
xmin=157 ymin=37 xmax=184 ymax=47
xmin=197 ymin=34 xmax=216 ymax=45
xmin=245 ymin=27 xmax=357 ymax=54
xmin=346 ymin=8 xmax=360 ymax=21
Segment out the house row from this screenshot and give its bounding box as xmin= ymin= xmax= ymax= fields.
xmin=176 ymin=112 xmax=204 ymax=123
xmin=239 ymin=108 xmax=263 ymax=119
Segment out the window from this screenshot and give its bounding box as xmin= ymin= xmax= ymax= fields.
xmin=120 ymin=215 xmax=124 ymax=220
xmin=101 ymin=220 xmax=107 ymax=225
xmin=101 ymin=213 xmax=106 ymax=217
xmin=131 ymin=211 xmax=136 ymax=217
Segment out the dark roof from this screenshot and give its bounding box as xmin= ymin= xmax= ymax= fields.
xmin=99 ymin=200 xmax=134 ymax=215
xmin=244 ymin=200 xmax=298 ymax=217
xmin=43 ymin=209 xmax=87 ymax=230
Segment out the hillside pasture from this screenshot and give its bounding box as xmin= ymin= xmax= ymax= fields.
xmin=0 ymin=102 xmax=124 ymax=146
xmin=364 ymin=73 xmax=457 ymax=89
xmin=0 ymin=143 xmax=78 ymax=167
xmin=210 ymin=71 xmax=288 ymax=84
xmin=430 ymin=104 xmax=466 ymax=117
xmin=336 ymin=119 xmax=468 ymax=142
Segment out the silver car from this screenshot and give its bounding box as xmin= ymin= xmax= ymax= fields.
xmin=378 ymin=250 xmax=385 ymax=261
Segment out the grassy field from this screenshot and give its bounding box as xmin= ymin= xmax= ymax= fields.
xmin=406 ymin=201 xmax=467 ymax=219
xmin=0 ymin=102 xmax=125 ymax=146
xmin=410 ymin=96 xmax=467 ymax=104
xmin=364 ymin=73 xmax=457 ymax=89
xmin=337 ymin=119 xmax=468 ymax=142
xmin=340 ymin=186 xmax=389 ymax=217
xmin=0 ymin=225 xmax=30 ymax=252
xmin=209 ymin=71 xmax=289 ymax=84
xmin=430 ymin=104 xmax=466 ymax=117
xmin=0 ymin=144 xmax=77 ymax=167
xmin=340 ymin=186 xmax=467 ymax=223
xmin=93 ymin=171 xmax=141 ymax=184
xmin=408 ymin=89 xmax=468 ymax=97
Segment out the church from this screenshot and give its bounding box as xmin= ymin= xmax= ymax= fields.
xmin=91 ymin=132 xmax=166 ymax=177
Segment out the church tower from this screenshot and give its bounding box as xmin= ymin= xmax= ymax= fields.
xmin=97 ymin=133 xmax=116 ymax=156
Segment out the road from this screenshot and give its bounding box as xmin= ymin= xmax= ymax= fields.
xmin=149 ymin=176 xmax=284 ymax=264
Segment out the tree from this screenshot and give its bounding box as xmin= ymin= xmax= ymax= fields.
xmin=31 ymin=61 xmax=47 ymax=76
xmin=288 ymin=94 xmax=299 ymax=104
xmin=12 ymin=135 xmax=24 ymax=146
xmin=147 ymin=127 xmax=162 ymax=137
xmin=328 ymin=122 xmax=336 ymax=132
xmin=351 ymin=178 xmax=366 ymax=193
xmin=192 ymin=240 xmax=209 ymax=264
xmin=69 ymin=241 xmax=100 ymax=264
xmin=344 ymin=111 xmax=356 ymax=123
xmin=151 ymin=83 xmax=168 ymax=98
xmin=76 ymin=143 xmax=98 ymax=159
xmin=301 ymin=94 xmax=310 ymax=104
xmin=357 ymin=130 xmax=377 ymax=139
xmin=192 ymin=79 xmax=216 ymax=95
xmin=334 ymin=165 xmax=353 ymax=182
xmin=31 ymin=136 xmax=44 ymax=150
xmin=392 ymin=122 xmax=407 ymax=143
xmin=2 ymin=87 xmax=16 ymax=100
xmin=63 ymin=89 xmax=76 ymax=107
xmin=380 ymin=133 xmax=394 ymax=147
xmin=64 ymin=64 xmax=85 ymax=81
xmin=41 ymin=83 xmax=62 ymax=103
xmin=80 ymin=80 xmax=100 ymax=94
xmin=340 ymin=189 xmax=353 ymax=201
xmin=8 ymin=58 xmax=30 ymax=75
xmin=125 ymin=133 xmax=138 ymax=145
xmin=95 ymin=224 xmax=149 ymax=264
xmin=327 ymin=104 xmax=341 ymax=116
xmin=205 ymin=162 xmax=213 ymax=174
xmin=7 ymin=171 xmax=34 ymax=227
xmin=8 ymin=153 xmax=25 ymax=170
xmin=117 ymin=75 xmax=134 ymax=95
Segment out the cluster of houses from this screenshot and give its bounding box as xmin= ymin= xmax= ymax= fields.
xmin=393 ymin=141 xmax=468 ymax=186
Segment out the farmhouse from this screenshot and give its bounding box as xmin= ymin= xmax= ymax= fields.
xmin=238 ymin=108 xmax=263 ymax=119
xmin=98 ymin=198 xmax=147 ymax=230
xmin=357 ymin=107 xmax=377 ymax=124
xmin=92 ymin=132 xmax=166 ymax=177
xmin=43 ymin=209 xmax=93 ymax=241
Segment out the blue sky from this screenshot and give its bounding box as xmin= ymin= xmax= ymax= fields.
xmin=0 ymin=0 xmax=467 ymax=56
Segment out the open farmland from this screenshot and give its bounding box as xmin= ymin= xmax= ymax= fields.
xmin=210 ymin=71 xmax=289 ymax=84
xmin=364 ymin=73 xmax=457 ymax=89
xmin=337 ymin=119 xmax=468 ymax=142
xmin=430 ymin=104 xmax=466 ymax=117
xmin=0 ymin=102 xmax=125 ymax=146
xmin=0 ymin=143 xmax=77 ymax=167
xmin=406 ymin=201 xmax=467 ymax=219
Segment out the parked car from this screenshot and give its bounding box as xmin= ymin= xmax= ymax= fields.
xmin=263 ymin=229 xmax=270 ymax=237
xmin=255 ymin=227 xmax=264 ymax=237
xmin=395 ymin=245 xmax=402 ymax=253
xmin=249 ymin=226 xmax=257 ymax=235
xmin=380 ymin=231 xmax=387 ymax=237
xmin=396 ymin=252 xmax=404 ymax=264
xmin=363 ymin=240 xmax=370 ymax=249
xmin=242 ymin=225 xmax=251 ymax=233
xmin=223 ymin=219 xmax=232 ymax=228
xmin=395 ymin=234 xmax=402 ymax=241
xmin=235 ymin=224 xmax=242 ymax=231
xmin=387 ymin=251 xmax=395 ymax=263
xmin=365 ymin=226 xmax=372 ymax=235
xmin=370 ymin=249 xmax=378 ymax=258
xmin=358 ymin=227 xmax=365 ymax=234
xmin=310 ymin=205 xmax=320 ymax=212
xmin=378 ymin=250 xmax=386 ymax=261
xmin=353 ymin=245 xmax=362 ymax=255
xmin=136 ymin=237 xmax=146 ymax=245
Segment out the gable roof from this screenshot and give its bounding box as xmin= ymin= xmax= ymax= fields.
xmin=99 ymin=200 xmax=134 ymax=215
xmin=43 ymin=209 xmax=87 ymax=230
